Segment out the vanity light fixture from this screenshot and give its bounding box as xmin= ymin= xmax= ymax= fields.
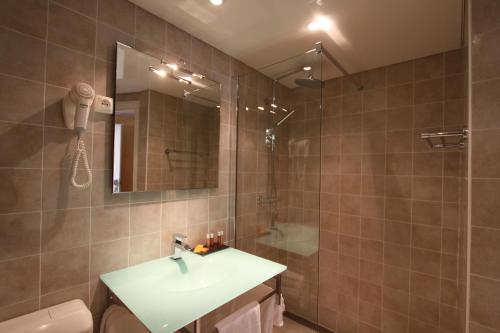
xmin=210 ymin=0 xmax=223 ymax=6
xmin=303 ymin=66 xmax=312 ymax=71
xmin=270 ymin=110 xmax=276 ymax=114
xmin=257 ymin=106 xmax=264 ymax=111
xmin=148 ymin=66 xmax=166 ymax=77
xmin=307 ymin=16 xmax=332 ymax=31
xmin=270 ymin=103 xmax=278 ymax=108
xmin=178 ymin=77 xmax=191 ymax=85
xmin=245 ymin=107 xmax=249 ymax=111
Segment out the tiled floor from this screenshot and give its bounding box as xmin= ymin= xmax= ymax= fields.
xmin=274 ymin=317 xmax=317 ymax=333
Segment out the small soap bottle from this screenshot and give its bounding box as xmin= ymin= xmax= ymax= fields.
xmin=206 ymin=233 xmax=211 ymax=248
xmin=218 ymin=231 xmax=224 ymax=246
xmin=209 ymin=233 xmax=215 ymax=249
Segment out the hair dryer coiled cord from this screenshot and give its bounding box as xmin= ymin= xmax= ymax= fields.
xmin=71 ymin=138 xmax=92 ymax=189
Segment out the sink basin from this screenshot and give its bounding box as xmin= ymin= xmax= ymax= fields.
xmin=100 ymin=247 xmax=286 ymax=333
xmin=160 ymin=255 xmax=237 ymax=292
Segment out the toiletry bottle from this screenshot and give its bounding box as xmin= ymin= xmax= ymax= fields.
xmin=219 ymin=231 xmax=224 ymax=246
xmin=206 ymin=233 xmax=211 ymax=248
xmin=209 ymin=233 xmax=214 ymax=249
xmin=217 ymin=231 xmax=222 ymax=247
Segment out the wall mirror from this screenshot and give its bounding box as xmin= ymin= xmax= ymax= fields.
xmin=113 ymin=43 xmax=220 ymax=193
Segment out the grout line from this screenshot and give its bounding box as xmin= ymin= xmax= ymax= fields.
xmin=37 ymin=0 xmax=51 ymax=311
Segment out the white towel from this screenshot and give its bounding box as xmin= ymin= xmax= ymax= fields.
xmin=260 ymin=296 xmax=275 ymax=333
xmin=273 ymin=295 xmax=285 ymax=327
xmin=215 ymin=301 xmax=261 ymax=333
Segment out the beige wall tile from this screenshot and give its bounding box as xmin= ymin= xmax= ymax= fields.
xmin=0 ymin=256 xmax=40 ymax=307
xmin=90 ymin=239 xmax=128 ymax=280
xmin=130 ymin=202 xmax=161 ymax=235
xmin=0 ymin=298 xmax=39 ymax=322
xmin=0 ymin=122 xmax=43 ymax=168
xmin=48 ymin=3 xmax=96 ymax=55
xmin=91 ymin=205 xmax=129 ymax=243
xmin=98 ymin=0 xmax=135 ymax=35
xmin=40 ymin=282 xmax=89 ymax=308
xmin=0 ymin=75 xmax=44 ymax=124
xmin=471 ymin=227 xmax=500 ymax=279
xmin=470 ymin=275 xmax=500 ymax=330
xmin=0 ymin=28 xmax=45 ymax=81
xmin=414 ymin=54 xmax=444 ymax=81
xmin=41 ymin=246 xmax=89 ymax=294
xmin=0 ymin=212 xmax=40 ymax=261
xmin=0 ymin=0 xmax=47 ymax=39
xmin=42 ymin=168 xmax=91 ymax=210
xmin=42 ymin=208 xmax=90 ymax=252
xmin=46 ymin=43 xmax=94 ymax=88
xmin=130 ymin=233 xmax=160 ymax=265
xmin=0 ymin=169 xmax=41 ymax=214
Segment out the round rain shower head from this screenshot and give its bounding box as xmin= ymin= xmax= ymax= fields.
xmin=294 ymin=78 xmax=325 ymax=88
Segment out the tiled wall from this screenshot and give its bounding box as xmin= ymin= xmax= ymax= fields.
xmin=468 ymin=0 xmax=500 ymax=332
xmin=0 ymin=0 xmax=236 ymax=326
xmin=318 ymin=49 xmax=467 ymax=332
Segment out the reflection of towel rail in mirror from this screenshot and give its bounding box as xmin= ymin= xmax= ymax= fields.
xmin=165 ymin=148 xmax=208 ymax=157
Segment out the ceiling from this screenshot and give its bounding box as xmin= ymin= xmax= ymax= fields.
xmin=130 ymin=0 xmax=463 ymax=81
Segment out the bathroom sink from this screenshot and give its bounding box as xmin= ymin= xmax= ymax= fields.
xmin=159 ymin=254 xmax=237 ymax=292
xmin=100 ymin=247 xmax=286 ymax=333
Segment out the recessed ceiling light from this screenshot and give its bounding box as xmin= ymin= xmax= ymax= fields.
xmin=307 ymin=17 xmax=332 ymax=31
xmin=210 ymin=0 xmax=223 ymax=6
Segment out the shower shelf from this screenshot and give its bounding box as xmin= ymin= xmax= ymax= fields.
xmin=420 ymin=128 xmax=468 ymax=149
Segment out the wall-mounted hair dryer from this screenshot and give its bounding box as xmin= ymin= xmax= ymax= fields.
xmin=63 ymin=83 xmax=95 ymax=190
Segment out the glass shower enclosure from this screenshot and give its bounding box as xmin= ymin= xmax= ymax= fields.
xmin=234 ymin=47 xmax=324 ymax=330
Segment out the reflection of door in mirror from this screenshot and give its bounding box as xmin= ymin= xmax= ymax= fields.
xmin=114 ymin=99 xmax=140 ymax=192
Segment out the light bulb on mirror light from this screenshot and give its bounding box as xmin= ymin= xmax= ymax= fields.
xmin=149 ymin=66 xmax=166 ymax=77
xmin=166 ymin=63 xmax=178 ymax=71
xmin=257 ymin=106 xmax=264 ymax=111
xmin=303 ymin=66 xmax=312 ymax=71
xmin=271 ymin=103 xmax=278 ymax=108
xmin=307 ymin=16 xmax=332 ymax=31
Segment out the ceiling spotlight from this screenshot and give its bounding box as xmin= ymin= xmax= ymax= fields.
xmin=148 ymin=66 xmax=166 ymax=77
xmin=303 ymin=66 xmax=312 ymax=71
xmin=307 ymin=16 xmax=332 ymax=31
xmin=210 ymin=0 xmax=223 ymax=6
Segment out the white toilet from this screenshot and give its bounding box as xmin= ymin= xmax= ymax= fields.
xmin=0 ymin=299 xmax=93 ymax=333
xmin=0 ymin=299 xmax=148 ymax=333
xmin=99 ymin=305 xmax=149 ymax=333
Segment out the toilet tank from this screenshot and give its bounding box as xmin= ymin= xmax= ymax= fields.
xmin=0 ymin=299 xmax=93 ymax=333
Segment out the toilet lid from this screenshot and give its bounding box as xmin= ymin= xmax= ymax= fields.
xmin=100 ymin=305 xmax=149 ymax=333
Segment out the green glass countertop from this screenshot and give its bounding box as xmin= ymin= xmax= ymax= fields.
xmin=100 ymin=247 xmax=286 ymax=333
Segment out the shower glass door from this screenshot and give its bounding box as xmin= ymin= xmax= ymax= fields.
xmin=234 ymin=49 xmax=323 ymax=332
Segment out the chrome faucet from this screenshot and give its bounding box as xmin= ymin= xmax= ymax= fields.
xmin=170 ymin=233 xmax=190 ymax=260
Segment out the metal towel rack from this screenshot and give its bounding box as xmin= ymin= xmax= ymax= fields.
xmin=421 ymin=128 xmax=468 ymax=149
xmin=165 ymin=148 xmax=208 ymax=157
